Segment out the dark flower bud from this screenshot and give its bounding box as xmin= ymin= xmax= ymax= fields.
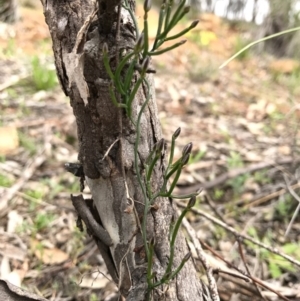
xmin=172 ymin=127 xmax=181 ymax=140
xmin=141 ymin=56 xmax=150 ymax=73
xmin=190 ymin=20 xmax=199 ymax=29
xmin=183 ymin=6 xmax=190 ymax=14
xmin=181 ymin=153 xmax=190 ymax=166
xmin=144 ymin=0 xmax=152 ymax=12
xmin=188 ymin=196 xmax=196 ymax=208
xmin=182 ymin=142 xmax=193 ymax=156
xmin=156 ymin=138 xmax=165 ymax=154
xmin=183 ymin=252 xmax=192 ymax=262
xmin=179 ymin=39 xmax=187 ymax=46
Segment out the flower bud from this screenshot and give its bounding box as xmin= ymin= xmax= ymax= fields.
xmin=190 ymin=20 xmax=199 ymax=29
xmin=182 ymin=142 xmax=193 ymax=156
xmin=156 ymin=138 xmax=165 ymax=154
xmin=172 ymin=127 xmax=181 ymax=140
xmin=181 ymin=153 xmax=190 ymax=166
xmin=188 ymin=196 xmax=196 ymax=208
xmin=183 ymin=252 xmax=191 ymax=262
xmin=183 ymin=6 xmax=190 ymax=14
xmin=141 ymin=56 xmax=150 ymax=73
xmin=144 ymin=0 xmax=152 ymax=12
xmin=102 ymin=42 xmax=108 ymax=54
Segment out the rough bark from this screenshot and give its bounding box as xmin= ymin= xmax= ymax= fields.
xmin=39 ymin=1 xmax=207 ymax=300
xmin=0 ymin=0 xmax=18 ymax=23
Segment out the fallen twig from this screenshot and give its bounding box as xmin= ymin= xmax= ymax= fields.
xmin=0 ymin=149 xmax=47 ymax=214
xmin=176 ymin=201 xmax=300 ymax=269
xmin=283 ymin=174 xmax=300 ymax=237
xmin=179 ymin=157 xmax=300 ymax=195
xmin=181 ymin=216 xmax=220 ymax=301
xmin=201 ymin=241 xmax=291 ymax=301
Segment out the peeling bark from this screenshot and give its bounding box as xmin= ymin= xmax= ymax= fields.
xmin=0 ymin=279 xmax=47 ymax=301
xmin=41 ymin=1 xmax=208 ymax=300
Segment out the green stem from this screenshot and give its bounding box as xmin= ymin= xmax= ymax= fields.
xmin=123 ymin=58 xmax=137 ymax=92
xmin=161 ymin=205 xmax=190 ymax=279
xmin=103 ymin=51 xmax=115 ymax=82
xmin=166 ymin=136 xmax=176 ymax=173
xmin=164 ymin=0 xmax=174 ymax=33
xmin=109 ymin=84 xmax=127 ymax=109
xmin=152 ymin=4 xmax=166 ymax=51
xmin=127 ymin=77 xmax=144 ymax=117
xmin=165 ymin=166 xmax=182 ymax=196
xmin=123 ymin=0 xmax=139 ymax=39
xmin=149 ymin=40 xmax=186 ymax=56
xmin=114 ymin=51 xmax=135 ymax=94
xmin=143 ymin=14 xmax=149 ymax=58
xmin=134 ymin=79 xmax=151 ymax=260
xmin=146 ymin=154 xmax=160 ymax=182
xmin=164 ymin=21 xmax=198 ymax=42
xmin=159 ymin=0 xmax=186 ymax=39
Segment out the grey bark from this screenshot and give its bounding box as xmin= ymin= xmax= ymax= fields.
xmin=41 ymin=1 xmax=208 ymax=301
xmin=0 ymin=0 xmax=18 ymax=23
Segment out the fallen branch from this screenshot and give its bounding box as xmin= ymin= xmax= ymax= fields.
xmin=179 ymin=157 xmax=300 ymax=195
xmin=0 ymin=149 xmax=47 ymax=214
xmin=176 ymin=201 xmax=300 ymax=269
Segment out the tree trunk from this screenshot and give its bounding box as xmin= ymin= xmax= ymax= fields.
xmin=41 ymin=1 xmax=210 ymax=301
xmin=0 ymin=0 xmax=18 ymax=23
xmin=257 ymin=0 xmax=295 ymax=56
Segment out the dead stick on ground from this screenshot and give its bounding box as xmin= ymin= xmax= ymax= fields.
xmin=201 ymin=241 xmax=291 ymax=301
xmin=243 ymin=182 xmax=300 ymax=208
xmin=176 ymin=201 xmax=300 ymax=268
xmin=283 ymin=174 xmax=300 ymax=237
xmin=0 ymin=150 xmax=47 ymax=212
xmin=179 ymin=157 xmax=300 ymax=195
xmin=0 ymin=127 xmax=51 ymax=212
xmin=181 ymin=216 xmax=220 ymax=301
xmin=237 ymin=239 xmax=267 ymax=301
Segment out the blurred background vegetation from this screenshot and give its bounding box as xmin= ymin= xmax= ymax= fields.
xmin=1 ymin=0 xmax=300 ymax=57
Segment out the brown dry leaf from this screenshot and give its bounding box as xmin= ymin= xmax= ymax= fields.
xmin=244 ymin=151 xmax=262 ymax=162
xmin=244 ymin=121 xmax=264 ymax=135
xmin=0 ymin=127 xmax=19 ymax=155
xmin=246 ymin=98 xmax=276 ymax=121
xmin=31 ymin=240 xmax=69 ymax=264
xmin=278 ymin=145 xmax=291 ymax=156
xmin=246 ymin=99 xmax=268 ymax=121
xmin=79 ymin=275 xmax=110 ymax=289
xmin=269 ymin=59 xmax=300 ymax=74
